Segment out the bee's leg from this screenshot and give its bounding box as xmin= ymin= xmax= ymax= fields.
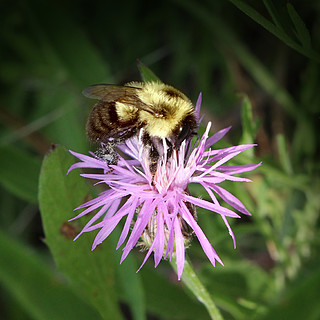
xmin=95 ymin=127 xmax=137 ymax=167
xmin=141 ymin=132 xmax=159 ymax=185
xmin=95 ymin=142 xmax=119 ymax=166
xmin=166 ymin=140 xmax=174 ymax=159
xmin=149 ymin=143 xmax=159 ymax=180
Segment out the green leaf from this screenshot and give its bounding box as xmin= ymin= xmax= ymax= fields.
xmin=229 ymin=0 xmax=290 ymax=46
xmin=263 ymin=0 xmax=286 ymax=31
xmin=287 ymin=3 xmax=312 ymax=51
xmin=238 ymin=94 xmax=260 ymax=154
xmin=276 ymin=134 xmax=293 ymax=175
xmin=240 ymin=93 xmax=254 ymax=144
xmin=115 ymin=255 xmax=146 ymax=320
xmin=137 ymin=61 xmax=161 ymax=82
xmin=229 ymin=0 xmax=319 ymax=62
xmin=0 ymin=145 xmax=41 ymax=203
xmin=0 ymin=229 xmax=101 ymax=320
xmin=111 ymin=229 xmax=146 ymax=320
xmin=38 ymin=145 xmax=124 ymax=320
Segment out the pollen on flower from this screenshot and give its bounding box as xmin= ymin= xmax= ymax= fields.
xmin=68 ymin=93 xmax=261 ymax=280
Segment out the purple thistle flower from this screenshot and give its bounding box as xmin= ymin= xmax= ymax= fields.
xmin=68 ymin=94 xmax=261 ymax=280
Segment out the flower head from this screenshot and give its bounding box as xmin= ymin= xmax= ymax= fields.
xmin=68 ymin=94 xmax=260 ymax=279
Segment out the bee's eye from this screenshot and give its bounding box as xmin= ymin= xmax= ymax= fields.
xmin=175 ymin=124 xmax=191 ymax=147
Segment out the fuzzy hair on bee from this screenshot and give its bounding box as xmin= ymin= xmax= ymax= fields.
xmin=83 ymin=81 xmax=197 ymax=173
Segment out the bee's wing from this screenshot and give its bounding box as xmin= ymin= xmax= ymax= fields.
xmin=82 ymin=84 xmax=139 ymax=101
xmin=83 ymin=84 xmax=157 ymax=115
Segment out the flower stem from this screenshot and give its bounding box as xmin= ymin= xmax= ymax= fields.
xmin=170 ymin=255 xmax=224 ymax=320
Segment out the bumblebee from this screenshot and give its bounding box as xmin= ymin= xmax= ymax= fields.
xmin=83 ymin=81 xmax=197 ymax=171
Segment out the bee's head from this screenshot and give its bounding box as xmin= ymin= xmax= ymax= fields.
xmin=172 ymin=113 xmax=197 ymax=148
xmin=138 ymin=82 xmax=197 ymax=144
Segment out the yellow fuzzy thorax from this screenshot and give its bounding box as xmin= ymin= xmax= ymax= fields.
xmin=126 ymin=81 xmax=194 ymax=138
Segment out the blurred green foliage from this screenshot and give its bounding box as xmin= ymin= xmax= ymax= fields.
xmin=0 ymin=0 xmax=319 ymax=319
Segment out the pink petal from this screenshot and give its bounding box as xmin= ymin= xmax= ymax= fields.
xmin=160 ymin=202 xmax=175 ymax=260
xmin=92 ymin=213 xmax=126 ymax=250
xmin=204 ymin=126 xmax=232 ymax=149
xmin=137 ymin=239 xmax=156 ymax=273
xmin=203 ymin=144 xmax=256 ymax=160
xmin=117 ymin=197 xmax=139 ymax=249
xmin=154 ymin=212 xmax=165 ymax=267
xmin=201 ymin=182 xmax=219 ymax=205
xmin=104 ymin=197 xmax=122 ymax=220
xmin=74 ymin=189 xmax=116 ymax=210
xmin=182 ymin=194 xmax=240 ymax=218
xmin=209 ymin=150 xmax=247 ymax=170
xmin=221 ymin=215 xmax=236 ymax=248
xmin=69 ymin=196 xmax=112 ymax=221
xmin=174 ymin=216 xmax=185 ymax=280
xmin=216 ymin=162 xmax=262 ymax=174
xmin=210 ymin=184 xmax=251 ymax=216
xmin=207 ymin=171 xmax=252 ymax=182
xmin=121 ymin=199 xmax=158 ymax=263
xmin=68 ymin=150 xmax=108 ymax=172
xmin=194 ymin=92 xmax=202 ymax=122
xmin=179 ymin=201 xmax=223 ymax=266
xmin=73 ymin=203 xmax=110 ymax=240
